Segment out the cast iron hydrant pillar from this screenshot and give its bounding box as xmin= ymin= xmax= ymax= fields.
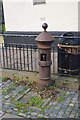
xmin=35 ymin=23 xmax=55 ymax=89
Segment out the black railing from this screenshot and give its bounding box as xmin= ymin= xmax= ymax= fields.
xmin=0 ymin=43 xmax=80 ymax=77
xmin=0 ymin=43 xmax=38 ymax=72
xmin=0 ymin=43 xmax=58 ymax=74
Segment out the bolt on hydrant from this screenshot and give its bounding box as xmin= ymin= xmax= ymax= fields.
xmin=35 ymin=23 xmax=55 ymax=89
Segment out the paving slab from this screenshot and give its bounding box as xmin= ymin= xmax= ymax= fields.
xmin=42 ymin=98 xmax=51 ymax=108
xmin=18 ymin=113 xmax=26 ymax=117
xmin=20 ymin=91 xmax=37 ymax=103
xmin=4 ymin=94 xmax=11 ymax=100
xmin=15 ymin=94 xmax=24 ymax=101
xmin=7 ymin=109 xmax=13 ymax=113
xmin=29 ymin=106 xmax=42 ymax=112
xmin=30 ymin=112 xmax=38 ymax=116
xmin=45 ymin=105 xmax=55 ymax=115
xmin=2 ymin=113 xmax=23 ymax=118
xmin=24 ymin=88 xmax=31 ymax=94
xmin=27 ymin=115 xmax=31 ymax=118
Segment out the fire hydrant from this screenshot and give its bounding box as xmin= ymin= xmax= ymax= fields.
xmin=35 ymin=23 xmax=55 ymax=89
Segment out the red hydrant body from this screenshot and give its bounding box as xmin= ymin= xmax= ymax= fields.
xmin=35 ymin=23 xmax=54 ymax=89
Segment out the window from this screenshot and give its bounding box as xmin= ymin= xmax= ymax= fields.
xmin=33 ymin=0 xmax=46 ymax=5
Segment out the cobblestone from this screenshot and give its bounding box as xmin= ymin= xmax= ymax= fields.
xmin=51 ymin=109 xmax=59 ymax=115
xmin=7 ymin=109 xmax=13 ymax=113
xmin=13 ymin=108 xmax=18 ymax=112
xmin=9 ymin=104 xmax=15 ymax=109
xmin=55 ymin=106 xmax=60 ymax=110
xmin=56 ymin=115 xmax=62 ymax=118
xmin=0 ymin=112 xmax=4 ymax=117
xmin=27 ymin=112 xmax=31 ymax=115
xmin=50 ymin=113 xmax=56 ymax=118
xmin=27 ymin=115 xmax=31 ymax=118
xmin=71 ymin=108 xmax=77 ymax=115
xmin=66 ymin=106 xmax=72 ymax=112
xmin=47 ymin=100 xmax=54 ymax=108
xmin=24 ymin=88 xmax=31 ymax=94
xmin=31 ymin=112 xmax=38 ymax=116
xmin=42 ymin=98 xmax=51 ymax=108
xmin=15 ymin=94 xmax=24 ymax=101
xmin=58 ymin=111 xmax=64 ymax=115
xmin=70 ymin=114 xmax=75 ymax=118
xmin=66 ymin=91 xmax=70 ymax=95
xmin=18 ymin=113 xmax=26 ymax=117
xmin=12 ymin=111 xmax=17 ymax=115
xmin=37 ymin=114 xmax=44 ymax=118
xmin=5 ymin=94 xmax=11 ymax=100
xmin=69 ymin=103 xmax=74 ymax=107
xmin=45 ymin=105 xmax=54 ymax=115
xmin=29 ymin=106 xmax=41 ymax=112
xmin=1 ymin=80 xmax=79 ymax=119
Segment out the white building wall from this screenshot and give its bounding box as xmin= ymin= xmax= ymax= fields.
xmin=3 ymin=0 xmax=78 ymax=31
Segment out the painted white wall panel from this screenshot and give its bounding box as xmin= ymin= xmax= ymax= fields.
xmin=3 ymin=0 xmax=78 ymax=31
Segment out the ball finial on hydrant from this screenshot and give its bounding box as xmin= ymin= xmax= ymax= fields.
xmin=42 ymin=23 xmax=48 ymax=31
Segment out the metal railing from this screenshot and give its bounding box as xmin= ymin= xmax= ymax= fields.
xmin=0 ymin=43 xmax=58 ymax=74
xmin=0 ymin=42 xmax=80 ymax=77
xmin=0 ymin=33 xmax=80 ymax=77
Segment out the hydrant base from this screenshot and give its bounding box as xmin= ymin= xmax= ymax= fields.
xmin=38 ymin=80 xmax=52 ymax=90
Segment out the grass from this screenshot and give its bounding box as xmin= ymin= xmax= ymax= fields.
xmin=63 ymin=79 xmax=69 ymax=85
xmin=27 ymin=81 xmax=33 ymax=85
xmin=2 ymin=88 xmax=7 ymax=95
xmin=24 ymin=86 xmax=27 ymax=90
xmin=12 ymin=74 xmax=30 ymax=85
xmin=13 ymin=82 xmax=18 ymax=87
xmin=23 ymin=108 xmax=27 ymax=113
xmin=14 ymin=102 xmax=27 ymax=113
xmin=10 ymin=97 xmax=15 ymax=103
xmin=18 ymin=90 xmax=22 ymax=94
xmin=2 ymin=77 xmax=8 ymax=81
xmin=15 ymin=102 xmax=25 ymax=109
xmin=28 ymin=96 xmax=44 ymax=108
xmin=8 ymin=85 xmax=15 ymax=91
xmin=78 ymin=106 xmax=80 ymax=109
xmin=57 ymin=92 xmax=65 ymax=103
xmin=0 ymin=36 xmax=4 ymax=43
xmin=57 ymin=96 xmax=64 ymax=102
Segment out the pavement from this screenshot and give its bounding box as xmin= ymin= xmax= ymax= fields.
xmin=0 ymin=78 xmax=79 ymax=119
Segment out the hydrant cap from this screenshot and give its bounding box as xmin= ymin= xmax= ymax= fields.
xmin=35 ymin=23 xmax=54 ymax=42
